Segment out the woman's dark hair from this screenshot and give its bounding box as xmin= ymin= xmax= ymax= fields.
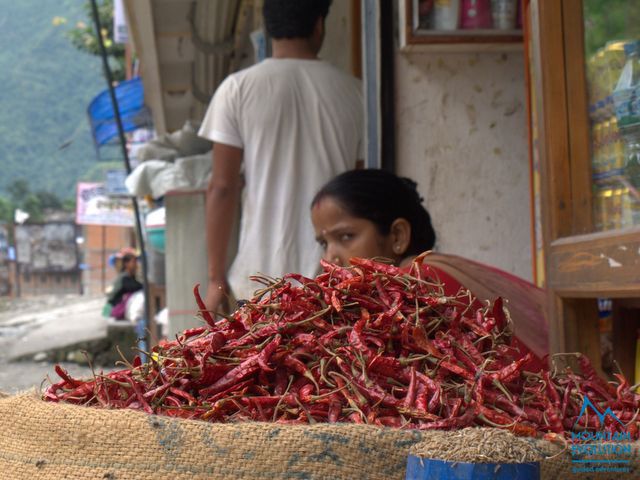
xmin=263 ymin=0 xmax=332 ymax=39
xmin=312 ymin=169 xmax=436 ymax=256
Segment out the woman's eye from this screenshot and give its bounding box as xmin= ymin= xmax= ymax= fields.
xmin=317 ymin=239 xmax=327 ymax=250
xmin=340 ymin=233 xmax=353 ymax=243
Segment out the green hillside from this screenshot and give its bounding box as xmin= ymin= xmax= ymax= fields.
xmin=0 ymin=0 xmax=109 ymax=200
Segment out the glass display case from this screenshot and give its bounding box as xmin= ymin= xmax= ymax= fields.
xmin=582 ymin=5 xmax=640 ymax=232
xmin=400 ymin=0 xmax=523 ymax=49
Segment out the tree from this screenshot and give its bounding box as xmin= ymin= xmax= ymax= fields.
xmin=23 ymin=194 xmax=44 ymax=223
xmin=57 ymin=0 xmax=126 ymax=81
xmin=36 ymin=190 xmax=63 ymax=211
xmin=584 ymin=0 xmax=640 ymax=56
xmin=7 ymin=179 xmax=30 ymax=205
xmin=3 ymin=179 xmax=68 ymax=223
xmin=0 ymin=197 xmax=13 ymax=224
xmin=62 ymin=198 xmax=77 ymax=213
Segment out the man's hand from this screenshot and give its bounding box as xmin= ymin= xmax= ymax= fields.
xmin=205 ymin=279 xmax=231 ymax=316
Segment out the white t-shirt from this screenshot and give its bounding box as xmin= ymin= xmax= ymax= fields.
xmin=199 ymin=58 xmax=364 ymax=299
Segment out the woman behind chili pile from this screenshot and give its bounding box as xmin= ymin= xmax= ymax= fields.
xmin=311 ymin=169 xmax=548 ymax=362
xmin=311 ymin=168 xmax=436 ymax=268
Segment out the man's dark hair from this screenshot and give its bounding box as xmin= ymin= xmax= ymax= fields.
xmin=263 ymin=0 xmax=332 ymax=39
xmin=312 ymin=169 xmax=437 ymax=256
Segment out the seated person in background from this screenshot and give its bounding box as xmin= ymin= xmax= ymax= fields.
xmin=104 ymin=248 xmax=143 ymax=320
xmin=310 ymin=169 xmax=548 ymax=363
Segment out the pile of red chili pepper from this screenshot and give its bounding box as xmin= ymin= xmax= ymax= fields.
xmin=43 ymin=256 xmax=640 ymax=439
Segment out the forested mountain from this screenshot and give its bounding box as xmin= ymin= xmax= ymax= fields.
xmin=0 ymin=0 xmax=107 ymax=200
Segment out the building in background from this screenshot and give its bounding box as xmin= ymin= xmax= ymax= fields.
xmin=13 ymin=222 xmax=81 ymax=296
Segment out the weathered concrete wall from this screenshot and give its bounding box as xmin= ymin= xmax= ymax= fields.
xmin=395 ymin=51 xmax=532 ymax=280
xmin=320 ymin=0 xmax=354 ymax=74
xmin=165 ymin=192 xmax=209 ymax=337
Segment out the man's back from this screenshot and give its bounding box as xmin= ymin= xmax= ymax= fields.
xmin=199 ymin=58 xmax=363 ymax=299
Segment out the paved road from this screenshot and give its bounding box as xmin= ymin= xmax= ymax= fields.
xmin=0 ymin=360 xmax=104 ymax=394
xmin=0 ymin=294 xmax=115 ymax=394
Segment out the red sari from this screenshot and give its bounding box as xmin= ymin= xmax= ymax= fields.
xmin=403 ymin=254 xmax=548 ymax=372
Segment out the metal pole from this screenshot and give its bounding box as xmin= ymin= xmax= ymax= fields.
xmin=101 ymin=225 xmax=106 ymax=294
xmin=90 ymin=0 xmax=151 ymax=359
xmin=362 ymin=0 xmax=380 ymax=169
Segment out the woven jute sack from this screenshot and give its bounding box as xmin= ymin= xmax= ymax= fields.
xmin=0 ymin=391 xmax=425 ymax=480
xmin=2 ymin=392 xmax=637 ymax=480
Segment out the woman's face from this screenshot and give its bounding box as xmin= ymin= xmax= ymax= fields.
xmin=123 ymin=257 xmax=137 ymax=275
xmin=311 ymin=197 xmax=397 ymax=266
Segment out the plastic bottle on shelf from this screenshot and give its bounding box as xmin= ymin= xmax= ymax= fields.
xmin=597 ymin=298 xmax=613 ymax=374
xmin=593 ymin=184 xmax=606 ymax=231
xmin=613 ymin=41 xmax=640 ymax=128
xmin=460 ymin=0 xmax=492 ymax=29
xmin=623 ymin=131 xmax=640 ymax=226
xmin=622 ymin=186 xmax=633 ymax=228
xmin=592 ymin=122 xmax=602 ymax=173
xmin=611 ymin=187 xmax=624 ymax=229
xmin=599 ymin=119 xmax=611 ymax=175
xmin=610 ymin=117 xmax=625 ymax=172
xmin=433 ymin=0 xmax=461 ymax=30
xmin=595 ymin=50 xmax=608 ymax=118
xmin=594 ymin=184 xmax=613 ymax=231
xmin=604 ymin=41 xmax=627 ymax=118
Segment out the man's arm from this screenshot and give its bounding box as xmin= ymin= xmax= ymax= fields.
xmin=204 ymin=142 xmax=243 ymax=314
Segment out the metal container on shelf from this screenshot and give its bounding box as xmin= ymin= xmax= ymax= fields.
xmin=490 ymin=0 xmax=518 ymax=30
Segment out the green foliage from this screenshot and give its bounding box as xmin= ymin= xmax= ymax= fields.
xmin=62 ymin=198 xmax=77 ymax=212
xmin=23 ymin=194 xmax=44 ymax=223
xmin=0 ymin=180 xmax=70 ymax=223
xmin=0 ymin=0 xmax=106 ymax=201
xmin=65 ymin=0 xmax=126 ymax=81
xmin=583 ymin=0 xmax=640 ymax=56
xmin=36 ymin=190 xmax=63 ymax=210
xmin=7 ymin=180 xmax=29 ymax=205
xmin=0 ymin=198 xmax=14 ymax=224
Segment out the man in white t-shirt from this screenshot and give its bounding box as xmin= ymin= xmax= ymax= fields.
xmin=198 ymin=0 xmax=363 ymax=312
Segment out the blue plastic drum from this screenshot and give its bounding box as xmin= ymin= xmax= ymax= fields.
xmin=405 ymin=455 xmax=540 ymax=480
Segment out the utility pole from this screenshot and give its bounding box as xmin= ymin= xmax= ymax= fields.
xmin=90 ymin=0 xmax=151 ymax=360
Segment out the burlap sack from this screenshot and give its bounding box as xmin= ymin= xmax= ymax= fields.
xmin=0 ymin=391 xmax=637 ymax=479
xmin=0 ymin=391 xmax=424 ymax=480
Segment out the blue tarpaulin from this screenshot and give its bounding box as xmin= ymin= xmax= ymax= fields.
xmin=87 ymin=76 xmax=151 ymax=146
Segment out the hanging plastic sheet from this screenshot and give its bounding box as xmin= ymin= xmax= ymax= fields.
xmin=87 ymin=76 xmax=152 ymax=147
